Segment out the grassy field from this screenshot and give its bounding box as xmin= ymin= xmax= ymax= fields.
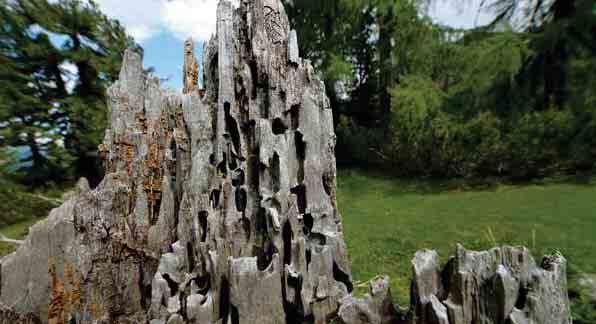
xmin=0 ymin=169 xmax=594 ymax=318
xmin=338 ymin=168 xmax=596 ymax=306
xmin=0 ymin=181 xmax=62 ymax=256
xmin=0 ymin=217 xmax=41 ymax=256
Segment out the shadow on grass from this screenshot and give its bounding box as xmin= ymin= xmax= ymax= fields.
xmin=338 ymin=166 xmax=596 ymax=197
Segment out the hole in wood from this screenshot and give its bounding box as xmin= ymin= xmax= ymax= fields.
xmin=272 ymin=118 xmax=288 ymax=135
xmin=162 ymin=273 xmax=179 ymax=296
xmin=283 ymin=221 xmax=293 ymax=265
xmin=235 ymin=188 xmax=247 ymax=212
xmin=295 ymin=131 xmax=305 ymax=183
xmin=210 ymin=189 xmax=221 ymax=209
xmin=198 ymin=211 xmax=208 ymax=242
xmin=271 ymin=152 xmax=281 ymax=193
xmin=290 ymin=184 xmax=306 ymax=214
xmin=333 ymin=262 xmax=353 ymax=293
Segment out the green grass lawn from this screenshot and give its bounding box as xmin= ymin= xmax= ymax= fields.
xmin=0 ymin=180 xmax=62 ymax=256
xmin=0 ymin=217 xmax=41 ymax=256
xmin=1 ymin=169 xmax=594 ymax=317
xmin=338 ymin=168 xmax=596 ymax=305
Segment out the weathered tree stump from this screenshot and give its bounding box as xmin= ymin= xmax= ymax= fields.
xmin=337 ymin=245 xmax=572 ymax=324
xmin=0 ymin=1 xmax=572 ymax=324
xmin=0 ymin=1 xmax=351 ymax=323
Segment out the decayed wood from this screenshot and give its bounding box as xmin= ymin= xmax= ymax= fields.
xmin=0 ymin=1 xmax=572 ymax=324
xmin=0 ymin=1 xmax=351 ymax=323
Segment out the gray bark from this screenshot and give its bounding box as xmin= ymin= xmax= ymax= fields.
xmin=0 ymin=1 xmax=572 ymax=324
xmin=0 ymin=1 xmax=350 ymax=323
xmin=337 ymin=276 xmax=400 ymax=324
xmin=338 ymin=246 xmax=572 ymax=324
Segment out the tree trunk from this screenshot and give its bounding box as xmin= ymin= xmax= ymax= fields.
xmin=0 ymin=1 xmax=352 ymax=322
xmin=542 ymin=0 xmax=576 ymax=108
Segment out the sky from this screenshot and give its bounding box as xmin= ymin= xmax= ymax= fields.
xmin=92 ymin=0 xmax=495 ymax=91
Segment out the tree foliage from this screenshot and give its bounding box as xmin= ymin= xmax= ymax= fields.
xmin=0 ymin=0 xmax=136 ymax=186
xmin=286 ymin=0 xmax=596 ymax=179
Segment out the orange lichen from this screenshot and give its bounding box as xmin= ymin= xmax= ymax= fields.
xmin=146 ymin=142 xmax=161 ymax=170
xmin=48 ymin=262 xmax=65 ymax=324
xmin=47 ymin=259 xmax=84 ymax=324
xmin=136 ymin=112 xmax=148 ymax=134
xmin=183 ymin=38 xmax=199 ymax=94
xmin=183 ymin=63 xmax=199 ymax=94
xmin=118 ymin=141 xmax=135 ymax=176
xmin=174 ymin=110 xmax=190 ymax=151
xmin=64 ymin=262 xmax=82 ymax=314
xmin=144 ymin=143 xmax=163 ymax=224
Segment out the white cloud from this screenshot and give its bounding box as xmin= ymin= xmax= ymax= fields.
xmin=429 ymin=0 xmax=495 ymax=29
xmin=94 ymin=0 xmax=165 ymax=42
xmin=94 ymin=0 xmax=238 ymax=43
xmin=56 ymin=0 xmax=494 ymax=44
xmin=162 ymin=0 xmax=218 ymax=41
xmin=127 ymin=25 xmax=158 ymax=42
xmin=60 ymin=62 xmax=78 ymax=94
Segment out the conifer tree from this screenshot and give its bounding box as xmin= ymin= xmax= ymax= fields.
xmin=0 ymin=0 xmax=136 ymax=186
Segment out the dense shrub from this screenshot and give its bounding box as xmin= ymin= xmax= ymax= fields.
xmin=0 ymin=180 xmax=57 ymax=227
xmin=568 ymin=266 xmax=596 ymax=324
xmin=504 ymin=109 xmax=575 ymax=178
xmin=335 ymin=116 xmax=386 ymax=167
xmin=385 ymin=76 xmax=596 ymax=178
xmin=0 ymin=149 xmax=60 ymax=227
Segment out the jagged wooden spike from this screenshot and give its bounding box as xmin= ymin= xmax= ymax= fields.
xmin=0 ymin=1 xmax=572 ymax=324
xmin=338 ymin=246 xmax=573 ymax=324
xmin=0 ymin=1 xmax=351 ymax=323
xmin=183 ymin=38 xmax=199 ymax=94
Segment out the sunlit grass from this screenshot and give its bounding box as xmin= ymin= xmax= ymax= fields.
xmin=1 ymin=169 xmax=594 ymax=315
xmin=0 ymin=217 xmax=41 ymax=256
xmin=338 ymin=168 xmax=596 ymax=305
